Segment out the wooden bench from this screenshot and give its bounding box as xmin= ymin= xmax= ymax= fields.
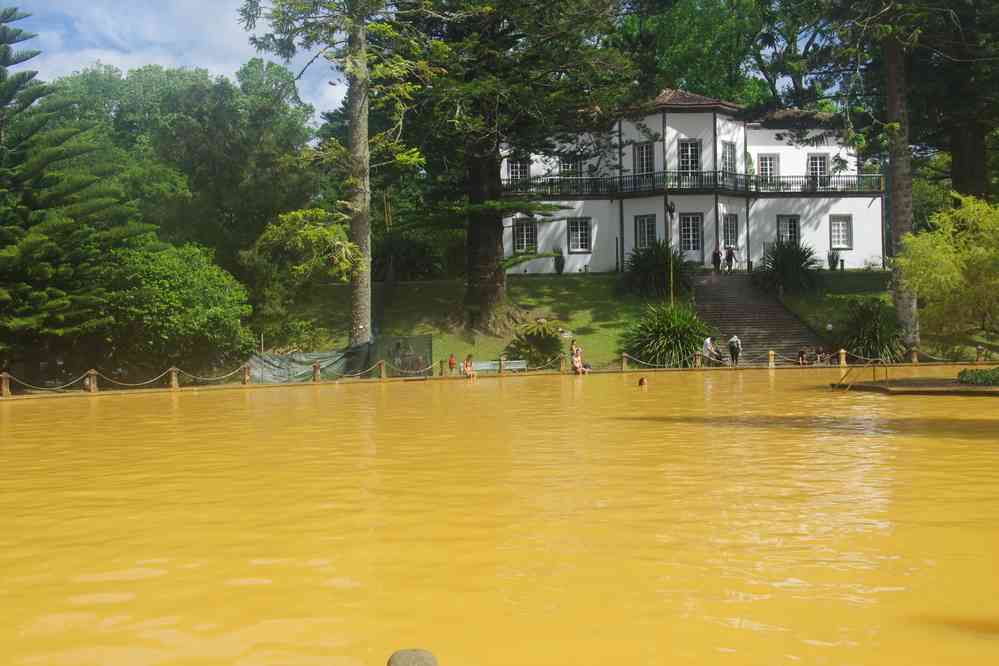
xmin=470 ymin=359 xmax=528 ymax=374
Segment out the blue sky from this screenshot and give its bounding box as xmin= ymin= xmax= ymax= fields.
xmin=18 ymin=1 xmax=346 ymax=118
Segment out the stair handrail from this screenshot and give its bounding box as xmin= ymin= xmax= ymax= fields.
xmin=836 ymin=357 xmax=890 ymax=391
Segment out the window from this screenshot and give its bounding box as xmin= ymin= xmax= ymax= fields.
xmin=830 ymin=215 xmax=853 ymax=249
xmin=508 ymin=159 xmax=531 ymax=181
xmin=559 ymin=156 xmax=583 ymax=177
xmin=723 ymin=214 xmax=738 ymax=248
xmin=808 ymin=154 xmax=829 ymax=187
xmin=679 ymin=213 xmax=702 ymax=252
xmin=513 ymin=219 xmax=537 ymax=254
xmin=722 ymin=141 xmax=737 ymax=173
xmin=679 ymin=139 xmax=700 ymax=173
xmin=777 ymin=215 xmax=800 ymax=245
xmin=634 ymin=142 xmax=655 ymax=175
xmin=567 ymin=218 xmax=592 ymax=253
xmin=635 ymin=214 xmax=656 ymax=249
xmin=758 ymin=154 xmax=779 ymax=188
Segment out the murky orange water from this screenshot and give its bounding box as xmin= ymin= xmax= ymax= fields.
xmin=2 ymin=368 xmax=998 ymax=665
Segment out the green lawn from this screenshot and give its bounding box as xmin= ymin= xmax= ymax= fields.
xmin=292 ymin=274 xmax=655 ymax=367
xmin=782 ymin=270 xmax=893 ymax=341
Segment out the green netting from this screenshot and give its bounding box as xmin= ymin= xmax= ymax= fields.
xmin=247 ymin=335 xmax=432 ymax=384
xmin=371 ymin=335 xmax=433 ymax=378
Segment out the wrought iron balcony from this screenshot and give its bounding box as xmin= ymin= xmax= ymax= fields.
xmin=501 ymin=171 xmax=884 ymax=197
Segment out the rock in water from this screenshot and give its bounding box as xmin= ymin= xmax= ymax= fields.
xmin=388 ymin=649 xmax=439 ymax=666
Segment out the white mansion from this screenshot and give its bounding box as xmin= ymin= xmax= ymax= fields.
xmin=502 ymin=89 xmax=885 ymax=273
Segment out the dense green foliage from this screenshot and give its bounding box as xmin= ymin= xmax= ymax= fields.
xmin=51 ymin=60 xmax=319 ymax=272
xmin=896 ymin=195 xmax=999 ymax=344
xmin=957 ymin=367 xmax=999 ymax=387
xmin=101 ymin=245 xmax=255 ymax=373
xmin=836 ymin=297 xmax=905 ymax=361
xmin=620 ymin=303 xmax=712 ymax=368
xmin=624 ymin=241 xmax=691 ymax=299
xmin=0 ymin=11 xmax=257 ymax=376
xmin=752 ymin=240 xmax=820 ymax=294
xmin=372 ymin=231 xmax=446 ymax=282
xmin=503 ymin=319 xmax=564 ymax=367
xmin=0 ymin=9 xmax=149 ymax=368
xmin=241 ymin=209 xmax=356 ymax=342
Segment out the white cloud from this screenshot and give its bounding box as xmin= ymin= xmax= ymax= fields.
xmin=19 ymin=0 xmax=348 ymax=118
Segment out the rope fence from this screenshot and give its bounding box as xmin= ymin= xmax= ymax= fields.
xmin=0 ymin=345 xmax=992 ymax=400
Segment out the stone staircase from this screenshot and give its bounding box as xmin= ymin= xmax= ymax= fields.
xmin=693 ymin=271 xmax=823 ymax=363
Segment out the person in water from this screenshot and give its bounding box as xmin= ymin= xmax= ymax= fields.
xmin=572 ymin=347 xmax=590 ymax=375
xmin=462 ymin=354 xmax=476 ymax=378
xmin=447 ymin=352 xmax=457 ymax=375
xmin=638 ymin=376 xmax=648 ymax=388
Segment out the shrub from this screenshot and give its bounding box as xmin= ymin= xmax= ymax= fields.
xmin=624 ymin=240 xmax=692 ymax=298
xmin=752 ymin=240 xmax=820 ymax=293
xmin=504 ymin=319 xmax=564 ymax=367
xmin=838 ymin=297 xmax=906 ymax=362
xmin=103 ymin=244 xmax=255 ymax=373
xmin=620 ymin=303 xmax=712 ymax=368
xmin=957 ymin=367 xmax=999 ymax=386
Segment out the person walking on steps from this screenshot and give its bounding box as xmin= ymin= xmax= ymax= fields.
xmin=711 ymin=246 xmax=723 ymax=274
xmin=728 ymin=334 xmax=742 ymax=367
xmin=724 ymin=246 xmax=737 ymax=273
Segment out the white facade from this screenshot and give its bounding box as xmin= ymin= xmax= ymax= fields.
xmin=501 ymin=92 xmax=884 ymax=272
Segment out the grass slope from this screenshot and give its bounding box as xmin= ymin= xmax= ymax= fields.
xmin=294 ymin=274 xmax=653 ymax=366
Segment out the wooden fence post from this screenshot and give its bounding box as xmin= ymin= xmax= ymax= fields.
xmin=977 ymin=345 xmax=985 ymax=364
xmin=910 ymin=348 xmax=919 ymax=366
xmin=768 ymin=351 xmax=775 ymax=369
xmin=168 ymin=367 xmax=179 ymax=390
xmin=312 ymin=361 xmax=321 ymax=383
xmin=439 ymin=359 xmax=445 ymax=376
xmin=694 ymin=352 xmax=702 ymax=368
xmin=839 ymin=349 xmax=847 ymax=368
xmin=621 ymin=354 xmax=629 ymax=372
xmin=242 ymin=364 xmax=251 ymax=385
xmin=378 ymin=360 xmax=387 ymax=381
xmin=499 ymin=356 xmax=505 ymax=375
xmin=86 ymin=369 xmax=98 ymax=394
xmin=0 ymin=372 xmax=10 ymax=398
xmin=559 ymin=355 xmax=566 ymax=374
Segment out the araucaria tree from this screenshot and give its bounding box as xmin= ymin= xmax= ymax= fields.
xmin=413 ymin=0 xmax=632 ymax=329
xmin=240 ymin=0 xmax=427 ymax=347
xmin=0 ymin=8 xmax=144 ymax=369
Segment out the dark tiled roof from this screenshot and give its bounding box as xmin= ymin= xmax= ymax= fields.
xmin=652 ymin=88 xmax=743 ymax=114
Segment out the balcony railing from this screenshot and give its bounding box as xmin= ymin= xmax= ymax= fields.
xmin=501 ymin=171 xmax=884 ymax=197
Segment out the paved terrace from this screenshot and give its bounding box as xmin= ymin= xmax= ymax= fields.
xmin=502 ymin=171 xmax=884 ymax=198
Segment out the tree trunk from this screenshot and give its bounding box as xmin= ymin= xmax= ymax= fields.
xmin=346 ymin=18 xmax=372 ymax=347
xmin=950 ymin=120 xmax=989 ymax=198
xmin=464 ymin=139 xmax=505 ymax=330
xmin=884 ymin=36 xmax=920 ymax=351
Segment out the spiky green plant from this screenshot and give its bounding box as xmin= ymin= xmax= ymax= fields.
xmin=504 ymin=319 xmax=564 ymax=367
xmin=620 ymin=303 xmax=712 ymax=368
xmin=624 ymin=240 xmax=692 ymax=298
xmin=839 ymin=297 xmax=906 ymax=361
xmin=752 ymin=239 xmax=820 ymax=293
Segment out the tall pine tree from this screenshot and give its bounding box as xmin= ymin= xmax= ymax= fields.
xmin=0 ymin=7 xmax=147 ymax=373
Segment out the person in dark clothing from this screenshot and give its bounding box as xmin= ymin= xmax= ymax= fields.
xmin=728 ymin=335 xmax=742 ymax=367
xmin=711 ymin=247 xmax=723 ymax=273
